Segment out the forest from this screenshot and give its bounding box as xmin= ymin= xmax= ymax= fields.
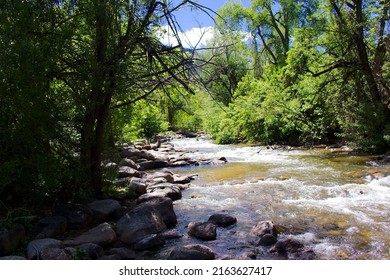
xmin=0 ymin=0 xmax=389 ymax=212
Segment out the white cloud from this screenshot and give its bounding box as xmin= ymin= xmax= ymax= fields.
xmin=158 ymin=25 xmax=215 ymax=49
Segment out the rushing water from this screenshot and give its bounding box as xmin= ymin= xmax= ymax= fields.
xmin=158 ymin=137 xmax=390 ymax=260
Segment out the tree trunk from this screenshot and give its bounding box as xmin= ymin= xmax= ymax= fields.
xmin=353 ymin=0 xmax=382 ymax=106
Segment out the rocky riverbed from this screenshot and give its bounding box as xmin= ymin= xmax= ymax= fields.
xmin=0 ymin=136 xmax=316 ymax=260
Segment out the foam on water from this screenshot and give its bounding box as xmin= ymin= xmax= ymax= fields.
xmin=169 ymin=138 xmax=390 ymax=259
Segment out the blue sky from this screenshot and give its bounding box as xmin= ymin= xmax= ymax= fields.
xmin=161 ymin=0 xmax=251 ymax=48
xmin=172 ymin=0 xmax=251 ymax=30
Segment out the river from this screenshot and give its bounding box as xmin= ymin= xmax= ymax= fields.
xmin=158 ymin=137 xmax=390 ymax=260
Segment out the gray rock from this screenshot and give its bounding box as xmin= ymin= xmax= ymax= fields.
xmin=40 ymin=247 xmax=77 ymax=260
xmin=112 ymin=177 xmax=131 ymax=187
xmin=52 ymin=203 xmax=94 ymax=230
xmin=120 ymin=148 xmax=141 ymax=159
xmin=87 ymin=199 xmax=121 ymax=222
xmin=153 ymin=160 xmax=169 ymax=169
xmin=269 ymin=237 xmax=316 ymax=260
xmin=172 ymin=175 xmax=192 ymax=184
xmin=64 ymin=223 xmax=117 ymax=246
xmin=147 ymin=172 xmax=175 ymax=183
xmin=77 ymin=243 xmax=105 ymax=260
xmin=188 ymin=221 xmax=217 ymax=241
xmin=116 ymin=204 xmax=166 ymax=245
xmin=208 ymin=213 xmax=237 ymax=227
xmin=137 ymin=160 xmax=156 ymax=171
xmin=249 ymin=221 xmax=278 ymax=246
xmin=169 ymin=160 xmax=190 ymax=167
xmin=128 ymin=177 xmax=147 ymax=194
xmin=27 ymin=238 xmax=63 ymax=259
xmin=35 ymin=216 xmax=67 ymax=239
xmin=0 ymin=224 xmax=25 ymax=257
xmin=140 ymin=150 xmax=156 ymax=161
xmin=119 ymin=158 xmax=140 ymax=170
xmin=250 ymin=233 xmax=278 ymax=246
xmin=133 ymin=234 xmax=165 ymax=251
xmin=270 ymin=237 xmax=304 ymax=254
xmin=211 ymin=157 xmax=228 ymax=165
xmin=138 ymin=197 xmax=177 ymax=227
xmin=250 ymin=220 xmax=277 ymax=238
xmin=118 ymin=166 xmax=141 ymax=178
xmin=168 ymin=244 xmax=215 ymax=260
xmin=137 ymin=192 xmax=169 ymax=203
xmin=147 ymin=183 xmax=182 ymax=201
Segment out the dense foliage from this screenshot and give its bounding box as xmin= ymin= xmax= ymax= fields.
xmin=0 ymin=0 xmax=389 ymax=207
xmin=190 ymin=0 xmax=389 ymax=150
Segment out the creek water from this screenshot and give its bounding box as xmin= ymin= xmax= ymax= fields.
xmin=158 ymin=137 xmax=390 ymax=260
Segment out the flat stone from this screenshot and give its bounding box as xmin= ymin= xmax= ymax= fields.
xmin=64 ymin=223 xmax=117 ymax=246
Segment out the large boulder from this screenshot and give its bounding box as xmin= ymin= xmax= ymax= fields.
xmin=120 ymin=148 xmax=141 ymax=159
xmin=87 ymin=199 xmax=121 ymax=223
xmin=34 ymin=216 xmax=67 ymax=239
xmin=64 ymin=223 xmax=117 ymax=247
xmin=168 ymin=244 xmax=215 ymax=260
xmin=128 ymin=178 xmax=147 ymax=195
xmin=249 ymin=220 xmax=278 ymax=246
xmin=77 ymin=243 xmax=105 ymax=260
xmin=208 ymin=213 xmax=237 ymax=227
xmin=52 ymin=203 xmax=94 ymax=230
xmin=137 ymin=160 xmax=156 ymax=171
xmin=116 ymin=205 xmax=166 ymax=245
xmin=188 ymin=221 xmax=217 ymax=241
xmin=40 ymin=247 xmax=77 ymax=260
xmin=119 ymin=158 xmax=140 ymax=170
xmin=27 ymin=238 xmax=63 ymax=259
xmin=147 ymin=183 xmax=182 ymax=201
xmin=138 ymin=197 xmax=177 ymax=227
xmin=118 ymin=166 xmax=141 ymax=178
xmin=133 ymin=234 xmax=166 ymax=251
xmin=0 ymin=224 xmax=25 ymax=257
xmin=147 ymin=172 xmax=175 ymax=183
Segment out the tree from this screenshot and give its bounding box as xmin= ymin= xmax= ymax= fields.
xmin=196 ymin=29 xmax=249 ymax=106
xmin=0 ymin=0 xmax=204 ymax=202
